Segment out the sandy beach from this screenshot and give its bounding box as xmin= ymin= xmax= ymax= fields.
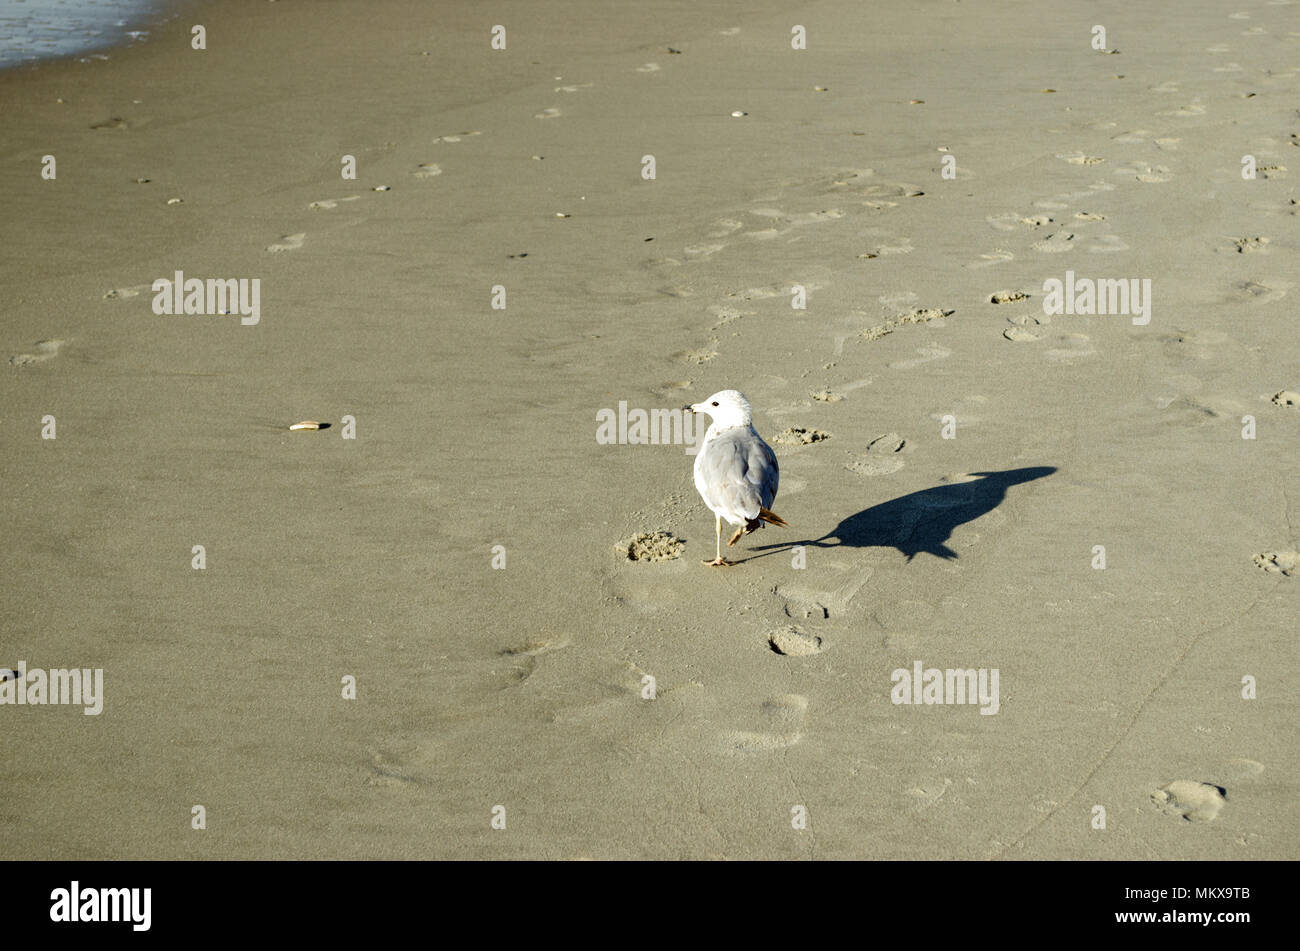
xmin=1 ymin=0 xmax=1296 ymax=860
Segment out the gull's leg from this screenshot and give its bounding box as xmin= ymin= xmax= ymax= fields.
xmin=702 ymin=513 xmax=735 ymax=566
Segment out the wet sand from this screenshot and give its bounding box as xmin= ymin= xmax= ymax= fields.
xmin=1 ymin=0 xmax=1296 ymax=859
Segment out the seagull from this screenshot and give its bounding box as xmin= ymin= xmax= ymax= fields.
xmin=685 ymin=389 xmax=789 ymax=566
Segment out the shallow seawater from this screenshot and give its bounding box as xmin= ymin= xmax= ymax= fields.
xmin=0 ymin=0 xmax=169 ymax=70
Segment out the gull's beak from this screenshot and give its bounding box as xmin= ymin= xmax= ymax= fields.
xmin=683 ymin=403 xmax=696 ymax=413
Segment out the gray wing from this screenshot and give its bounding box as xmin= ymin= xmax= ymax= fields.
xmin=698 ymin=428 xmax=779 ymax=520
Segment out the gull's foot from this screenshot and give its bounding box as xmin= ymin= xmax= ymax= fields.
xmin=702 ymin=557 xmax=737 ymax=567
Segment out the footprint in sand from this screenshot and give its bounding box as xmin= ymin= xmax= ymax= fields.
xmin=860 ymin=235 xmax=914 ymax=257
xmin=860 ymin=307 xmax=952 ymax=341
xmin=928 ymin=399 xmax=988 ymax=428
xmin=1270 ymin=390 xmax=1299 ymax=407
xmin=267 ymin=233 xmax=306 ymax=253
xmin=1152 ymin=328 xmax=1235 ymax=361
xmin=970 ymin=249 xmax=1014 ymax=268
xmin=888 ymin=345 xmax=952 ymax=370
xmin=492 ymin=636 xmax=572 ymax=689
xmin=1114 ymin=161 xmax=1172 ymax=182
xmin=683 ymin=243 xmax=725 ymax=259
xmin=776 ymin=567 xmax=872 ymax=619
xmin=1112 ymin=129 xmax=1152 ymax=143
xmin=432 ymin=131 xmax=481 ymax=144
xmin=103 ymin=283 xmax=152 ymax=299
xmin=1221 ymin=758 xmax=1264 ymax=782
xmin=652 ymin=380 xmax=693 ymax=400
xmin=706 ymin=218 xmax=744 ymax=238
xmin=990 ymin=290 xmax=1029 ymax=304
xmin=1057 ymin=151 xmax=1105 ymax=165
xmin=767 ymin=626 xmax=825 ymax=656
xmin=706 ymin=304 xmax=753 ymax=330
xmin=365 ymin=742 xmax=426 ymax=788
xmin=494 ymin=654 xmax=537 ymax=689
xmin=1080 ymin=180 xmax=1116 ymax=196
xmin=722 ymin=694 xmax=808 ymax=752
xmin=1253 ymin=550 xmax=1298 ymax=576
xmin=550 ymin=661 xmax=670 ymax=727
xmin=619 ymin=531 xmax=686 ymax=563
xmin=821 ymin=167 xmax=876 ymax=190
xmin=656 ymin=282 xmax=695 ymax=298
xmin=1224 ymin=236 xmax=1270 ymax=254
xmin=674 ymin=346 xmax=717 ymax=365
xmin=1002 ymin=324 xmax=1044 ymax=342
xmin=857 ymin=182 xmax=924 ymax=202
xmin=786 ymin=171 xmax=915 ymax=207
xmin=906 ymin=776 xmax=954 ymax=809
xmin=534 ymin=107 xmax=562 ymax=120
xmin=9 ymin=339 xmax=66 ymax=366
xmin=1149 ymin=393 xmax=1230 ymax=425
xmin=986 ymin=212 xmax=1058 ymax=231
xmin=308 ymin=196 xmax=360 ymax=210
xmin=501 ymin=636 xmax=572 ymax=657
xmin=796 ymin=168 xmax=915 ymax=203
xmin=90 ymin=116 xmax=131 ymax=130
xmin=1151 ymin=780 xmax=1226 ymax=822
xmin=748 ymin=207 xmax=848 ymax=235
xmin=635 ymin=62 xmax=661 ymax=73
xmin=858 ymin=183 xmax=925 ymax=209
xmin=985 ymin=213 xmax=1022 ymax=232
xmin=413 ymin=163 xmax=443 ymax=178
xmin=773 ymin=427 xmax=831 ymax=446
xmin=1086 ymin=234 xmax=1129 ymax=253
xmin=731 ymin=279 xmax=824 ymax=302
xmin=1044 ymin=333 xmax=1096 ymax=363
xmin=846 ymin=431 xmax=908 ymax=475
xmin=1228 ymin=279 xmax=1289 ymax=303
xmin=1032 ymin=231 xmax=1076 ymax=253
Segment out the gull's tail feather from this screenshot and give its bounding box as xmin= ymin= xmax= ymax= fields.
xmin=758 ymin=507 xmax=788 ymax=528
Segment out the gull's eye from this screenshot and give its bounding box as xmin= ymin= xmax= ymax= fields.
xmin=711 ymin=401 xmax=719 ymax=407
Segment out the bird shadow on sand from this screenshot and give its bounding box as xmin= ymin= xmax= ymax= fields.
xmin=744 ymin=466 xmax=1057 ymax=562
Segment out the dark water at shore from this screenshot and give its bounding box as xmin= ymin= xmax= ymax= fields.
xmin=0 ymin=0 xmax=171 ymax=70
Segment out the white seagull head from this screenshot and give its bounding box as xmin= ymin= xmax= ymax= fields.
xmin=686 ymin=389 xmax=753 ymax=430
